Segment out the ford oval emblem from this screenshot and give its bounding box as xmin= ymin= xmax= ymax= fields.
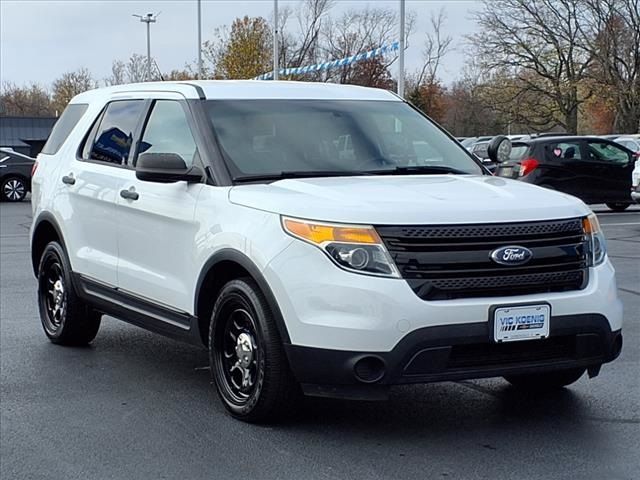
xmin=490 ymin=246 xmax=533 ymax=266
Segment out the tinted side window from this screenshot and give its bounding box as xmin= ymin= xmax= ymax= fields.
xmin=40 ymin=103 xmax=88 ymax=155
xmin=548 ymin=142 xmax=582 ymax=160
xmin=587 ymin=141 xmax=630 ymax=165
xmin=509 ymin=144 xmax=530 ymax=161
xmin=89 ymin=100 xmax=145 ymax=166
xmin=138 ymin=101 xmax=197 ymax=167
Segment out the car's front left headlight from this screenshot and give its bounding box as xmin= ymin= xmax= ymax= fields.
xmin=281 ymin=217 xmax=400 ymax=278
xmin=583 ymin=213 xmax=607 ymax=266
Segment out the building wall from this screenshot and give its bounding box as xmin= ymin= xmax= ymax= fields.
xmin=0 ymin=116 xmax=58 ymax=156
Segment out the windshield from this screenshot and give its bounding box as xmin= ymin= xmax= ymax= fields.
xmin=206 ymin=100 xmax=483 ymax=180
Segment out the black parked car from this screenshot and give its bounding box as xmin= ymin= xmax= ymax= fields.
xmin=495 ymin=136 xmax=637 ymax=211
xmin=0 ymin=148 xmax=35 ymax=202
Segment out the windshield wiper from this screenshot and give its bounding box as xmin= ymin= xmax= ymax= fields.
xmin=233 ymin=170 xmax=371 ymax=183
xmin=365 ymin=165 xmax=468 ymax=175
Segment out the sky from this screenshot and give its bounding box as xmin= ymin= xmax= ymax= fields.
xmin=1 ymin=0 xmax=480 ymax=88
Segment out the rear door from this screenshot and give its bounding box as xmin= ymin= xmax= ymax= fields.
xmin=115 ymin=96 xmax=204 ymax=315
xmin=584 ymin=140 xmax=634 ymax=203
xmin=538 ymin=140 xmax=590 ymax=199
xmin=61 ymin=100 xmax=146 ymax=286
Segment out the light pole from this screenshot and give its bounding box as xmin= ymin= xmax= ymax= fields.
xmin=197 ymin=0 xmax=203 ymax=79
xmin=133 ymin=12 xmax=159 ymax=81
xmin=398 ymin=0 xmax=405 ymax=97
xmin=273 ymin=0 xmax=279 ymax=80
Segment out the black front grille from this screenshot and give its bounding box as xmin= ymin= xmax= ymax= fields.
xmin=377 ymin=218 xmax=589 ymax=300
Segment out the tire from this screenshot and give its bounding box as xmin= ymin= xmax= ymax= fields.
xmin=504 ymin=367 xmax=585 ymax=391
xmin=37 ymin=241 xmax=101 ymax=346
xmin=606 ymin=202 xmax=630 ymax=212
xmin=1 ymin=176 xmax=27 ymax=202
xmin=209 ymin=278 xmax=299 ymax=423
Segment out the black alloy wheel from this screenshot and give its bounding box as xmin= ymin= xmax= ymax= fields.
xmin=37 ymin=242 xmax=101 ymax=345
xmin=217 ymin=305 xmax=262 ymax=404
xmin=39 ymin=250 xmax=67 ymax=336
xmin=209 ymin=278 xmax=299 ymax=422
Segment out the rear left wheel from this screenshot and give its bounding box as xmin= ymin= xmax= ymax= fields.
xmin=606 ymin=202 xmax=630 ymax=212
xmin=209 ymin=278 xmax=299 ymax=423
xmin=1 ymin=176 xmax=27 ymax=202
xmin=37 ymin=241 xmax=101 ymax=345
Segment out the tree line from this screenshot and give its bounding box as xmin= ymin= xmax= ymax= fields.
xmin=1 ymin=0 xmax=638 ymax=135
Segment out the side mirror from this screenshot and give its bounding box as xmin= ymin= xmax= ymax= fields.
xmin=487 ymin=135 xmax=512 ymax=163
xmin=135 ymin=153 xmax=203 ymax=183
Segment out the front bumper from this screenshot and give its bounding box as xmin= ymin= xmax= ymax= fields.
xmin=285 ymin=314 xmax=622 ymax=400
xmin=265 ymin=240 xmax=623 ymax=352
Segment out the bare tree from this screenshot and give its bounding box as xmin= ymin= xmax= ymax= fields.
xmin=289 ymin=0 xmax=334 ymax=69
xmin=0 ymin=82 xmax=53 ymax=117
xmin=105 ymin=54 xmax=156 ymax=86
xmin=105 ymin=60 xmax=127 ymax=86
xmin=470 ymin=0 xmax=594 ymax=133
xmin=51 ymin=68 xmax=96 ymax=114
xmin=265 ymin=0 xmax=333 ymax=80
xmin=416 ymin=8 xmax=452 ymax=86
xmin=579 ymin=0 xmax=640 ymax=133
xmin=321 ymin=5 xmax=414 ymax=85
xmin=408 ymin=9 xmax=453 ymax=119
xmin=126 ymin=54 xmax=152 ymax=83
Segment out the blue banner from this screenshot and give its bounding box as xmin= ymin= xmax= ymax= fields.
xmin=254 ymin=42 xmax=400 ymax=80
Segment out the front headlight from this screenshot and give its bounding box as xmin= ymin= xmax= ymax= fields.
xmin=583 ymin=213 xmax=607 ymax=266
xmin=282 ymin=217 xmax=400 ymax=278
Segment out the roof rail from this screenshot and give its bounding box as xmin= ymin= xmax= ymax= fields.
xmin=531 ymin=132 xmax=573 ymax=138
xmin=181 ymin=82 xmax=206 ymax=100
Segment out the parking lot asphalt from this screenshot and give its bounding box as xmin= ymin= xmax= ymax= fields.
xmin=1 ymin=201 xmax=638 ymax=480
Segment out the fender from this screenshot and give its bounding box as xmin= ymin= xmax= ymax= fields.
xmin=31 ymin=211 xmax=67 ymax=276
xmin=194 ymin=248 xmax=291 ymax=344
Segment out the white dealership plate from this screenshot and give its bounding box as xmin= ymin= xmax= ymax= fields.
xmin=493 ymin=304 xmax=550 ymax=343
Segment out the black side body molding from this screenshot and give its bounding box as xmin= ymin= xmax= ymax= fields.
xmin=73 ymin=273 xmax=201 ymax=345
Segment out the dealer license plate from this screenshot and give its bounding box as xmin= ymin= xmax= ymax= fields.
xmin=493 ymin=304 xmax=550 ymax=343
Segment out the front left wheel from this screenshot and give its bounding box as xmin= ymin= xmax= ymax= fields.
xmin=209 ymin=278 xmax=299 ymax=423
xmin=37 ymin=241 xmax=101 ymax=345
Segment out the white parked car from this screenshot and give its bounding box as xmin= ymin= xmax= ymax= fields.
xmin=614 ymin=137 xmax=640 ymax=203
xmin=30 ymin=81 xmax=623 ymax=422
xmin=632 ymin=157 xmax=640 ymax=203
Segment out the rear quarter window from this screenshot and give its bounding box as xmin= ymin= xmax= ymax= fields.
xmin=40 ymin=103 xmax=88 ymax=155
xmin=509 ymin=144 xmax=530 ymax=161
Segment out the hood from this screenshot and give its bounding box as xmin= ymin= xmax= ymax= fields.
xmin=229 ymin=175 xmax=591 ymax=225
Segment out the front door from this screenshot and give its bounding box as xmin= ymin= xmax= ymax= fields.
xmin=115 ymin=99 xmax=204 ymax=315
xmin=584 ymin=140 xmax=634 ymax=204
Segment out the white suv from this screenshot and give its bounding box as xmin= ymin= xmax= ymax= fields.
xmin=31 ymin=81 xmax=623 ymax=422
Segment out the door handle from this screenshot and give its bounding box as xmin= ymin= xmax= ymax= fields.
xmin=61 ymin=174 xmax=75 ymax=185
xmin=120 ymin=188 xmax=139 ymax=201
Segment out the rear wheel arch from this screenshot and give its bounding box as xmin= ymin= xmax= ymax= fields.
xmin=194 ymin=249 xmax=291 ymax=347
xmin=31 ymin=214 xmax=66 ymax=277
xmin=1 ymin=173 xmax=30 ymax=185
